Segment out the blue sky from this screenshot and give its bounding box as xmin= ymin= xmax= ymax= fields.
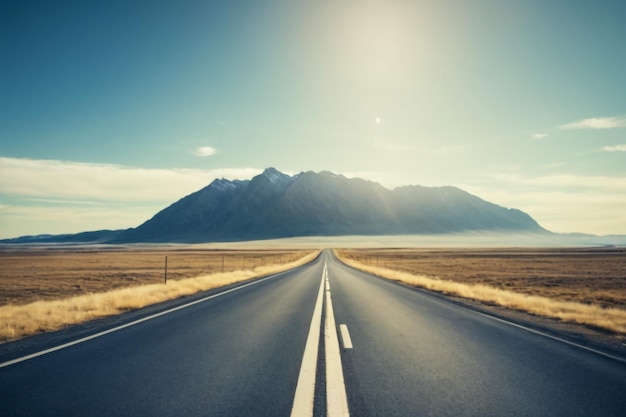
xmin=1 ymin=0 xmax=626 ymax=238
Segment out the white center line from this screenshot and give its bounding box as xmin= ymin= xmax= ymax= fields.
xmin=339 ymin=324 xmax=353 ymax=350
xmin=325 ymin=269 xmax=351 ymax=417
xmin=290 ymin=267 xmax=325 ymax=417
xmin=292 ymin=256 xmax=351 ymax=416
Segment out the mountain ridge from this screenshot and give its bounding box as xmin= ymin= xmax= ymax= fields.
xmin=1 ymin=168 xmax=549 ymax=243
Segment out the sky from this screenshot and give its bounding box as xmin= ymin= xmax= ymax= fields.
xmin=1 ymin=0 xmax=626 ymax=239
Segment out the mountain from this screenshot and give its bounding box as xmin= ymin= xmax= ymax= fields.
xmin=1 ymin=168 xmax=548 ymax=244
xmin=113 ymin=168 xmax=547 ymax=243
xmin=0 ymin=229 xmax=129 ymax=244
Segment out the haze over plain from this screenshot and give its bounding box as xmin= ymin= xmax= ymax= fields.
xmin=1 ymin=1 xmax=626 ymax=238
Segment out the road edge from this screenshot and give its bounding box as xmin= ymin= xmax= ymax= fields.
xmin=0 ymin=250 xmax=323 ymax=366
xmin=332 ymin=250 xmax=626 ymax=365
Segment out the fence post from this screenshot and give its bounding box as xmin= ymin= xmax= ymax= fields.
xmin=164 ymin=256 xmax=168 ymax=285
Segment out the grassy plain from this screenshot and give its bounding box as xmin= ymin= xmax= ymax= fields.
xmin=0 ymin=248 xmax=311 ymax=305
xmin=336 ymin=248 xmax=626 ymax=334
xmin=0 ymin=247 xmax=317 ymax=342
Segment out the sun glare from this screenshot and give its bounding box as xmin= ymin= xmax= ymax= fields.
xmin=306 ymin=1 xmax=421 ymax=90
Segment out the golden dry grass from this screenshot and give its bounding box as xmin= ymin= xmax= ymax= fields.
xmin=336 ymin=248 xmax=626 ymax=334
xmin=0 ymin=248 xmax=311 ymax=305
xmin=0 ymin=249 xmax=318 ymax=343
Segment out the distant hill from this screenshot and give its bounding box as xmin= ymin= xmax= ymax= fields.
xmin=1 ymin=168 xmax=549 ymax=244
xmin=1 ymin=229 xmax=130 ymax=244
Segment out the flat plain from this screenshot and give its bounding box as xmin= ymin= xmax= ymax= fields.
xmin=0 ymin=247 xmax=311 ymax=306
xmin=338 ymin=247 xmax=626 ymax=310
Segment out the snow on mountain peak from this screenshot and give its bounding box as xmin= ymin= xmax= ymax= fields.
xmin=261 ymin=167 xmax=292 ymax=185
xmin=210 ymin=178 xmax=242 ymax=192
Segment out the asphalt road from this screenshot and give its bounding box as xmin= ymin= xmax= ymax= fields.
xmin=1 ymin=249 xmax=625 ymax=416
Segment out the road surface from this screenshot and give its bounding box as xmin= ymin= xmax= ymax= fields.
xmin=1 ymin=249 xmax=625 ymax=416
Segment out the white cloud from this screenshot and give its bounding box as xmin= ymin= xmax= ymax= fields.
xmin=482 ymin=172 xmax=626 ymax=193
xmin=0 ymin=204 xmax=160 ymax=238
xmin=459 ymin=172 xmax=626 ymax=235
xmin=532 ymin=133 xmax=547 ymax=140
xmin=0 ymin=157 xmax=259 ymax=203
xmin=0 ymin=157 xmax=263 ymax=238
xmin=560 ymin=116 xmax=626 ymax=130
xmin=602 ymin=144 xmax=626 ymax=152
xmin=193 ymin=146 xmax=218 ymax=157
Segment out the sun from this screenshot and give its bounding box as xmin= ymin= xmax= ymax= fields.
xmin=375 ymin=117 xmax=381 ymax=124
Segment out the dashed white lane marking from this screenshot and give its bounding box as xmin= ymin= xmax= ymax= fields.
xmin=325 ymin=263 xmax=330 ymax=291
xmin=292 ymin=258 xmax=351 ymax=416
xmin=325 ymin=270 xmax=350 ymax=417
xmin=290 ymin=266 xmax=326 ymax=417
xmin=339 ymin=324 xmax=353 ymax=350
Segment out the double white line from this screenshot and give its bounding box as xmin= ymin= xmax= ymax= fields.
xmin=290 ymin=261 xmax=350 ymax=417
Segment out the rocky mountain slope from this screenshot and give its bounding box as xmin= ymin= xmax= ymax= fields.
xmin=113 ymin=168 xmax=547 ymax=243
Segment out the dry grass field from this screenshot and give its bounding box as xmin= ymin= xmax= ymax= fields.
xmin=336 ymin=248 xmax=626 ymax=334
xmin=0 ymin=247 xmax=317 ymax=342
xmin=0 ymin=248 xmax=310 ymax=306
